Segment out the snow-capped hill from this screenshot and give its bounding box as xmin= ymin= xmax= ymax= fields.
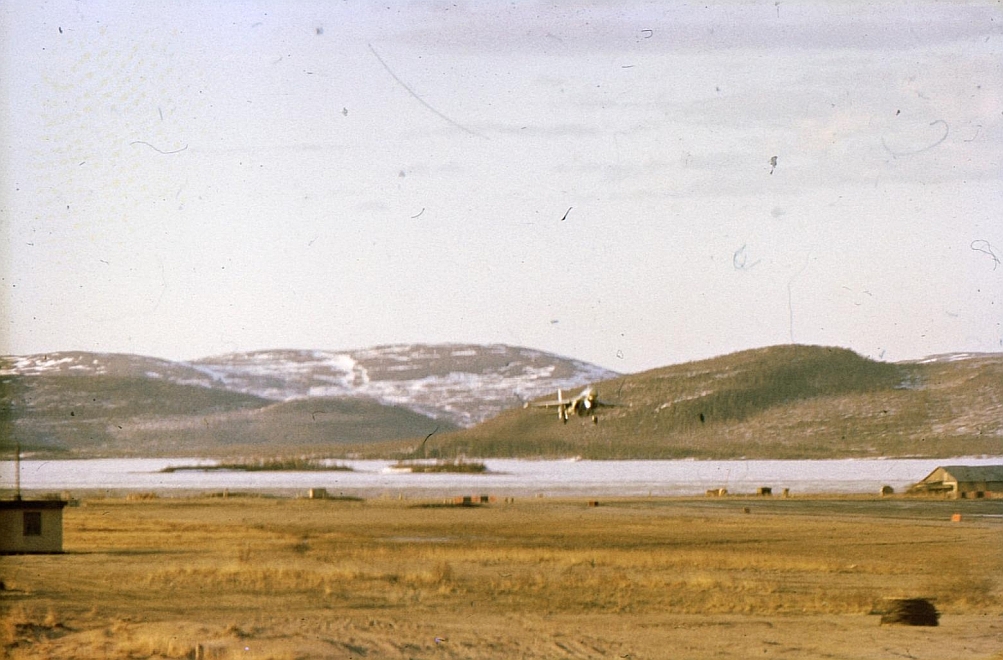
xmin=0 ymin=351 xmax=216 ymax=387
xmin=2 ymin=344 xmax=618 ymax=428
xmin=191 ymin=344 xmax=617 ymax=427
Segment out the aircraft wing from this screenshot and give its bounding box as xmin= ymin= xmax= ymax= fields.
xmin=528 ymin=399 xmax=570 ymax=409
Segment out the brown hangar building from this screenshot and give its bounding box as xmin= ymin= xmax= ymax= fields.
xmin=908 ymin=465 xmax=1003 ymax=499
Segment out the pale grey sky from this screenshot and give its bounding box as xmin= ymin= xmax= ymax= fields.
xmin=2 ymin=1 xmax=1001 ymax=372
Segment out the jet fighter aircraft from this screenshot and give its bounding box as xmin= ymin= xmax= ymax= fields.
xmin=525 ymin=386 xmax=616 ymax=424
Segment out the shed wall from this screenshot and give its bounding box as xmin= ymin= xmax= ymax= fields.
xmin=0 ymin=508 xmax=64 ymax=553
xmin=954 ymin=480 xmax=1003 ymax=496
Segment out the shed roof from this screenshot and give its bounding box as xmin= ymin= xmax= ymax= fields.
xmin=921 ymin=465 xmax=1003 ymax=484
xmin=0 ymin=499 xmax=68 ymax=510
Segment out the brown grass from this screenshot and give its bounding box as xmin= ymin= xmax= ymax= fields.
xmin=1 ymin=496 xmax=1001 ymax=658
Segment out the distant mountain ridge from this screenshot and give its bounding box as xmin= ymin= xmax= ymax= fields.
xmin=0 ymin=344 xmax=618 ymax=456
xmin=4 ymin=344 xmax=1000 ymax=460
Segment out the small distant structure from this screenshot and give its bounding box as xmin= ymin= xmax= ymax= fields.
xmin=0 ymin=500 xmax=67 ymax=554
xmin=450 ymin=495 xmax=493 ymax=507
xmin=1 ymin=443 xmax=67 ymax=554
xmin=908 ymin=465 xmax=1003 ymax=499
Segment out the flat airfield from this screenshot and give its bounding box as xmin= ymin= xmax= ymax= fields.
xmin=2 ymin=494 xmax=1001 ymax=659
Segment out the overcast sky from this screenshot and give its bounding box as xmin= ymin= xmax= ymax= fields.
xmin=2 ymin=1 xmax=1001 ymax=372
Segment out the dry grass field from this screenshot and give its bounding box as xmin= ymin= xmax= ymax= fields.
xmin=2 ymin=495 xmax=1001 ymax=659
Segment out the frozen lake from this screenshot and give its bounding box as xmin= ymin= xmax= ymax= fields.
xmin=3 ymin=457 xmax=1002 ymax=498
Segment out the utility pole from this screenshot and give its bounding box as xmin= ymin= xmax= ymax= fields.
xmin=14 ymin=442 xmax=21 ymax=500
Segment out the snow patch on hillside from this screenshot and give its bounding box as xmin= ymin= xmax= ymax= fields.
xmin=190 ymin=345 xmax=619 ymax=426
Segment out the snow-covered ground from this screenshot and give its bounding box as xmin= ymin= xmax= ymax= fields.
xmin=6 ymin=457 xmax=1002 ymax=498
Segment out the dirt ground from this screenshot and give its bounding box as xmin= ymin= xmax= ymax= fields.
xmin=2 ymin=494 xmax=1001 ymax=659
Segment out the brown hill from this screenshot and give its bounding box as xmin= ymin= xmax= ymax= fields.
xmin=0 ymin=374 xmax=269 ymax=455
xmin=0 ymin=372 xmax=454 ymax=457
xmin=107 ymin=397 xmax=455 ymax=457
xmin=397 ymin=346 xmax=1003 ymax=460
